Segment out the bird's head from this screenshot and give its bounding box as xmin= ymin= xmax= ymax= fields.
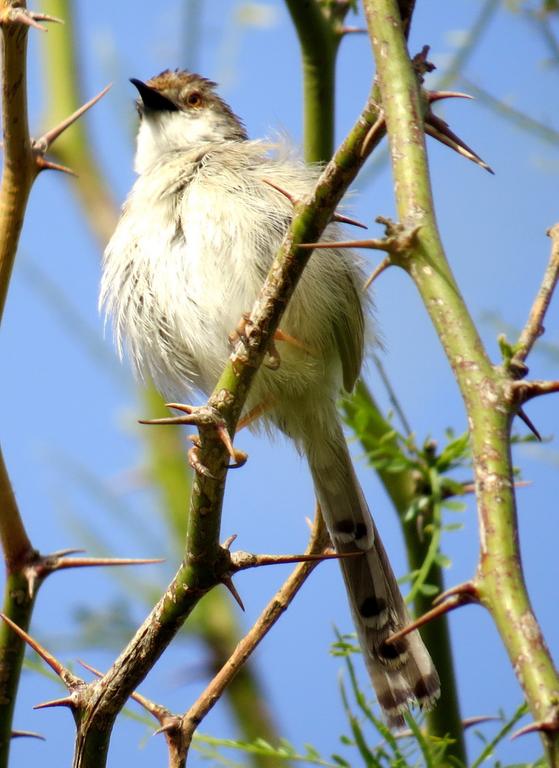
xmin=130 ymin=69 xmax=247 ymax=172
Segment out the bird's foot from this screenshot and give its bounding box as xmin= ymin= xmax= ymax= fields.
xmin=140 ymin=403 xmax=247 ymax=477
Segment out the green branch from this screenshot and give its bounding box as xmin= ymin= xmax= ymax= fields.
xmin=286 ymin=0 xmax=466 ymax=757
xmin=363 ymin=0 xmax=559 ymax=761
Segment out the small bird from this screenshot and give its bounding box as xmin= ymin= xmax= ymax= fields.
xmin=100 ymin=69 xmax=440 ymax=728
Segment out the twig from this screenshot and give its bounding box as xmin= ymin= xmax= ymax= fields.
xmin=180 ymin=514 xmax=330 ymax=757
xmin=511 ymin=222 xmax=559 ymax=370
xmin=372 ymin=354 xmax=413 ymax=436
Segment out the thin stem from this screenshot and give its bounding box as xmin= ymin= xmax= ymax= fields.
xmin=180 ymin=514 xmax=330 ymax=762
xmin=0 ymin=6 xmax=39 ymax=765
xmin=284 ymin=0 xmax=338 ymax=163
xmin=513 ymin=222 xmax=559 ymax=367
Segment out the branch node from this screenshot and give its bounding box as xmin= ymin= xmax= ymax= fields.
xmin=0 ymin=8 xmax=63 ymax=31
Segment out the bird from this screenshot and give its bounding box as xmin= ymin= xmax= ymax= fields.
xmin=100 ymin=69 xmax=440 ymax=728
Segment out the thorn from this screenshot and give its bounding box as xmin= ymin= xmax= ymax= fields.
xmin=432 ymin=580 xmax=479 ymax=606
xmin=33 ymin=84 xmax=111 ymax=154
xmin=33 ymin=695 xmax=76 ymax=711
xmin=34 ymin=156 xmax=76 ymax=176
xmin=77 ymin=659 xmax=102 ymax=678
xmin=363 ymin=256 xmax=392 ymax=291
xmin=11 ymin=730 xmax=46 ymax=740
xmin=261 ymin=177 xmax=297 ymax=205
xmin=385 ymin=589 xmax=477 ymax=646
xmin=361 ymin=114 xmax=386 ymax=158
xmin=331 ymin=213 xmax=368 ymax=230
xmin=425 ymin=115 xmax=494 ymax=174
xmin=298 ymin=238 xmax=389 ymax=251
xmin=215 ymin=424 xmax=247 ymax=469
xmin=221 ymin=576 xmax=245 ymax=611
xmin=54 ymin=556 xmax=164 ymax=570
xmin=143 ymin=402 xmax=247 ymax=472
xmin=221 ymin=534 xmax=238 ymax=551
xmin=517 ymin=407 xmax=542 ymax=441
xmin=262 ymin=178 xmax=365 ymax=229
xmin=231 ymin=549 xmax=364 ymax=573
xmin=1 ymin=8 xmax=61 ymax=31
xmin=428 ymin=90 xmax=474 ymax=104
xmin=154 ymin=717 xmax=182 ymax=736
xmin=511 ymin=717 xmax=559 ymax=740
xmin=50 ymin=547 xmax=86 ymax=558
xmin=463 ymin=715 xmax=501 ymax=730
xmin=0 ymin=613 xmax=75 ymax=681
xmin=339 ymin=26 xmax=367 ymax=35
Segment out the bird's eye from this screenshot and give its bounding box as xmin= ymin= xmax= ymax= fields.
xmin=187 ymin=91 xmax=202 ymax=108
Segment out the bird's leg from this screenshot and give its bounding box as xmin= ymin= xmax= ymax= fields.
xmin=237 ymin=399 xmax=276 ymax=431
xmin=229 ymin=313 xmax=313 ymax=370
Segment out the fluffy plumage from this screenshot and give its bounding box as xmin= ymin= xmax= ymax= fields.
xmin=101 ymin=69 xmax=440 ymax=727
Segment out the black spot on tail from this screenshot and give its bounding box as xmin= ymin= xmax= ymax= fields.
xmin=334 ymin=519 xmax=354 ymax=535
xmin=359 ymin=596 xmax=387 ymax=621
xmin=379 ymin=637 xmax=408 ymax=665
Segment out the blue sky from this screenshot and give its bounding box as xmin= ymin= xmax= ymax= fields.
xmin=2 ymin=1 xmax=559 ymax=765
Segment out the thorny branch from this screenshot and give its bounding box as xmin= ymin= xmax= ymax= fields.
xmin=363 ymin=0 xmax=559 ymax=761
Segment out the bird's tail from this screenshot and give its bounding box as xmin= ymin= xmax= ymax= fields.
xmin=303 ymin=414 xmax=440 ymax=728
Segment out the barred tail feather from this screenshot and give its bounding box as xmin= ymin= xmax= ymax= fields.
xmin=304 ymin=417 xmax=440 ymax=728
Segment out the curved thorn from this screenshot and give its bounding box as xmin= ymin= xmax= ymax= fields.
xmin=428 ymin=90 xmax=474 ymax=103
xmin=153 ymin=718 xmax=181 ymax=737
xmin=361 ymin=114 xmax=386 ymax=158
xmin=511 ymin=718 xmax=559 ymax=740
xmin=261 ymin=177 xmax=296 ymax=205
xmin=50 ymin=547 xmax=86 ymax=558
xmin=11 ymin=730 xmax=46 ymax=740
xmin=432 ymin=580 xmax=479 ymax=606
xmin=463 ymin=715 xmax=502 ymax=730
xmin=363 ymin=256 xmax=392 ymax=291
xmin=221 ymin=534 xmax=238 ymax=550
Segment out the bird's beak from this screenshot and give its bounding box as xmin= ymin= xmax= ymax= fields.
xmin=129 ymin=78 xmax=178 ymax=112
